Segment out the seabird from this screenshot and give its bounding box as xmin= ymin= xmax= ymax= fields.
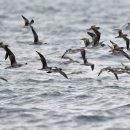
xmin=87 ymin=32 xmax=105 ymax=47
xmin=36 ymin=51 xmax=68 ymax=79
xmin=0 ymin=43 xmax=27 ymax=68
xmin=36 ymin=51 xmax=51 ymax=70
xmin=21 ymin=15 xmax=34 ymax=26
xmin=115 ymin=29 xmax=129 ymax=50
xmin=88 ymin=25 xmax=101 ymax=46
xmin=109 ymin=40 xmax=130 ymax=60
xmin=98 ymin=67 xmax=119 ymax=80
xmin=47 ymin=67 xmax=68 ymax=79
xmin=80 ymin=49 xmax=94 ymax=71
xmin=31 ymin=26 xmax=47 ymax=45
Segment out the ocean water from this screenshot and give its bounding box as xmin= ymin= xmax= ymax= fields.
xmin=0 ymin=0 xmax=130 ymax=129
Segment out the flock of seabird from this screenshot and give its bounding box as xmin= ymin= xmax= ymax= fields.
xmin=0 ymin=15 xmax=130 ymax=82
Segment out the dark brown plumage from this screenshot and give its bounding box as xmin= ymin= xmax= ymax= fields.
xmin=31 ymin=26 xmax=39 ymax=43
xmin=36 ymin=51 xmax=48 ymax=69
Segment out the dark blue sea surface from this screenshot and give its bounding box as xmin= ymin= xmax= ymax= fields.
xmin=0 ymin=0 xmax=130 ymax=129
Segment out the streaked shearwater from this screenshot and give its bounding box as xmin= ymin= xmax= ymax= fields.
xmin=98 ymin=67 xmax=118 ymax=80
xmin=115 ymin=29 xmax=129 ymax=50
xmin=36 ymin=51 xmax=51 ymax=70
xmin=0 ymin=43 xmax=27 ymax=68
xmin=31 ymin=26 xmax=47 ymax=45
xmin=87 ymin=32 xmax=105 ymax=47
xmin=36 ymin=51 xmax=68 ymax=79
xmin=109 ymin=40 xmax=130 ymax=60
xmin=47 ymin=67 xmax=68 ymax=79
xmin=88 ymin=25 xmax=101 ymax=47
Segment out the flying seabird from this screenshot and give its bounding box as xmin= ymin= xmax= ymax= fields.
xmin=87 ymin=32 xmax=105 ymax=47
xmin=115 ymin=29 xmax=129 ymax=50
xmin=47 ymin=67 xmax=68 ymax=79
xmin=88 ymin=25 xmax=101 ymax=46
xmin=31 ymin=26 xmax=47 ymax=45
xmin=98 ymin=67 xmax=119 ymax=80
xmin=80 ymin=49 xmax=94 ymax=71
xmin=36 ymin=51 xmax=68 ymax=79
xmin=109 ymin=40 xmax=130 ymax=60
xmin=0 ymin=43 xmax=27 ymax=68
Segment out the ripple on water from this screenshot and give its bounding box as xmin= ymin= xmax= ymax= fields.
xmin=74 ymin=115 xmax=112 ymax=123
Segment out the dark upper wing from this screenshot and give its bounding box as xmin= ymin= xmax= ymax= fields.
xmin=4 ymin=46 xmax=17 ymax=65
xmin=81 ymin=49 xmax=86 ymax=62
xmin=91 ymin=64 xmax=94 ymax=71
xmin=87 ymin=32 xmax=96 ymax=38
xmin=98 ymin=68 xmax=105 ymax=76
xmin=31 ymin=26 xmax=39 ymax=43
xmin=109 ymin=69 xmax=119 ymax=80
xmin=61 ymin=50 xmax=68 ymax=58
xmin=5 ymin=52 xmax=9 ymax=60
xmin=36 ymin=51 xmax=47 ymax=69
xmin=58 ymin=69 xmax=68 ymax=79
xmin=123 ymin=37 xmax=129 ymax=50
xmin=21 ymin=15 xmax=29 ymax=26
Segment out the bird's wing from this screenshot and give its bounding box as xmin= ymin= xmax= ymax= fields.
xmin=98 ymin=68 xmax=105 ymax=76
xmin=87 ymin=32 xmax=96 ymax=38
xmin=91 ymin=64 xmax=94 ymax=71
xmin=4 ymin=46 xmax=17 ymax=66
xmin=31 ymin=26 xmax=39 ymax=43
xmin=21 ymin=15 xmax=29 ymax=25
xmin=124 ymin=37 xmax=129 ymax=50
xmin=58 ymin=69 xmax=68 ymax=79
xmin=80 ymin=49 xmax=86 ymax=62
xmin=109 ymin=69 xmax=119 ymax=80
xmin=61 ymin=50 xmax=68 ymax=58
xmin=5 ymin=52 xmax=9 ymax=60
xmin=36 ymin=51 xmax=48 ymax=69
